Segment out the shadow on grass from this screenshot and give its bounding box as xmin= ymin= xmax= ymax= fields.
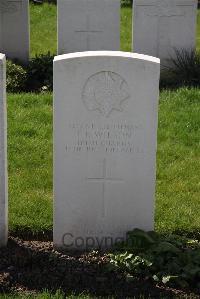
xmin=10 ymin=228 xmax=53 ymax=242
xmin=0 ymin=237 xmax=188 ymax=298
xmin=10 ymin=227 xmax=200 ymax=243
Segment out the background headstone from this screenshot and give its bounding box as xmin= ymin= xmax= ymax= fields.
xmin=0 ymin=0 xmax=30 ymax=63
xmin=54 ymin=51 xmax=160 ymax=250
xmin=0 ymin=53 xmax=8 ymax=248
xmin=58 ymin=0 xmax=120 ymax=54
xmin=133 ymin=0 xmax=198 ymax=67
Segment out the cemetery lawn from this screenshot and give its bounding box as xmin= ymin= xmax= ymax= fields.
xmin=8 ymin=88 xmax=200 ymax=238
xmin=30 ymin=3 xmax=200 ymax=56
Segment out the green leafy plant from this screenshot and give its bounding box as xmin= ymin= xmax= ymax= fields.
xmin=109 ymin=229 xmax=200 ymax=290
xmin=6 ymin=60 xmax=27 ymax=93
xmin=6 ymin=53 xmax=54 ymax=93
xmin=26 ymin=52 xmax=54 ymax=92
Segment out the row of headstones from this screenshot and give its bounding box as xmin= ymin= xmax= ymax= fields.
xmin=0 ymin=51 xmax=160 ymax=250
xmin=0 ymin=0 xmax=198 ymax=250
xmin=0 ymin=0 xmax=198 ymax=66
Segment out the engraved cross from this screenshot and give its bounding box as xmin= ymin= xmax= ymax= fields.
xmin=87 ymin=158 xmax=123 ymax=218
xmin=75 ymin=15 xmax=103 ymax=50
xmin=142 ymin=1 xmax=185 ymax=57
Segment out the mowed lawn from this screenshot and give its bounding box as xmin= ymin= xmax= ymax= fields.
xmin=8 ymin=89 xmax=200 ymax=235
xmin=30 ymin=3 xmax=200 ymax=56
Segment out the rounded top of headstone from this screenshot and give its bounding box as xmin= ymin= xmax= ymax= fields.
xmin=54 ymin=51 xmax=160 ymax=64
xmin=0 ymin=54 xmax=5 ymax=61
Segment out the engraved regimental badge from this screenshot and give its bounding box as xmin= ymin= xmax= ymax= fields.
xmin=82 ymin=71 xmax=130 ymax=117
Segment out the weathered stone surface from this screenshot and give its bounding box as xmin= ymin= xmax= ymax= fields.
xmin=133 ymin=0 xmax=198 ymax=67
xmin=53 ymin=51 xmax=160 ymax=250
xmin=0 ymin=0 xmax=30 ymax=63
xmin=58 ymin=0 xmax=120 ymax=54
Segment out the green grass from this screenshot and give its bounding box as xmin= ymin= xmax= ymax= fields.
xmin=121 ymin=7 xmax=132 ymax=52
xmin=8 ymin=88 xmax=200 ymax=236
xmin=8 ymin=93 xmax=53 ymax=234
xmin=30 ymin=3 xmax=200 ymax=56
xmin=30 ymin=3 xmax=57 ymax=57
xmin=156 ymin=88 xmax=200 ymax=234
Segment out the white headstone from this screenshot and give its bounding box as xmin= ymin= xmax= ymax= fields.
xmin=57 ymin=0 xmax=120 ymax=54
xmin=133 ymin=0 xmax=198 ymax=67
xmin=0 ymin=53 xmax=8 ymax=248
xmin=54 ymin=51 xmax=160 ymax=250
xmin=0 ymin=0 xmax=30 ymax=63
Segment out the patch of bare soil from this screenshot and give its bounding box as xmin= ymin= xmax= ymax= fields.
xmin=0 ymin=237 xmax=199 ymax=298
